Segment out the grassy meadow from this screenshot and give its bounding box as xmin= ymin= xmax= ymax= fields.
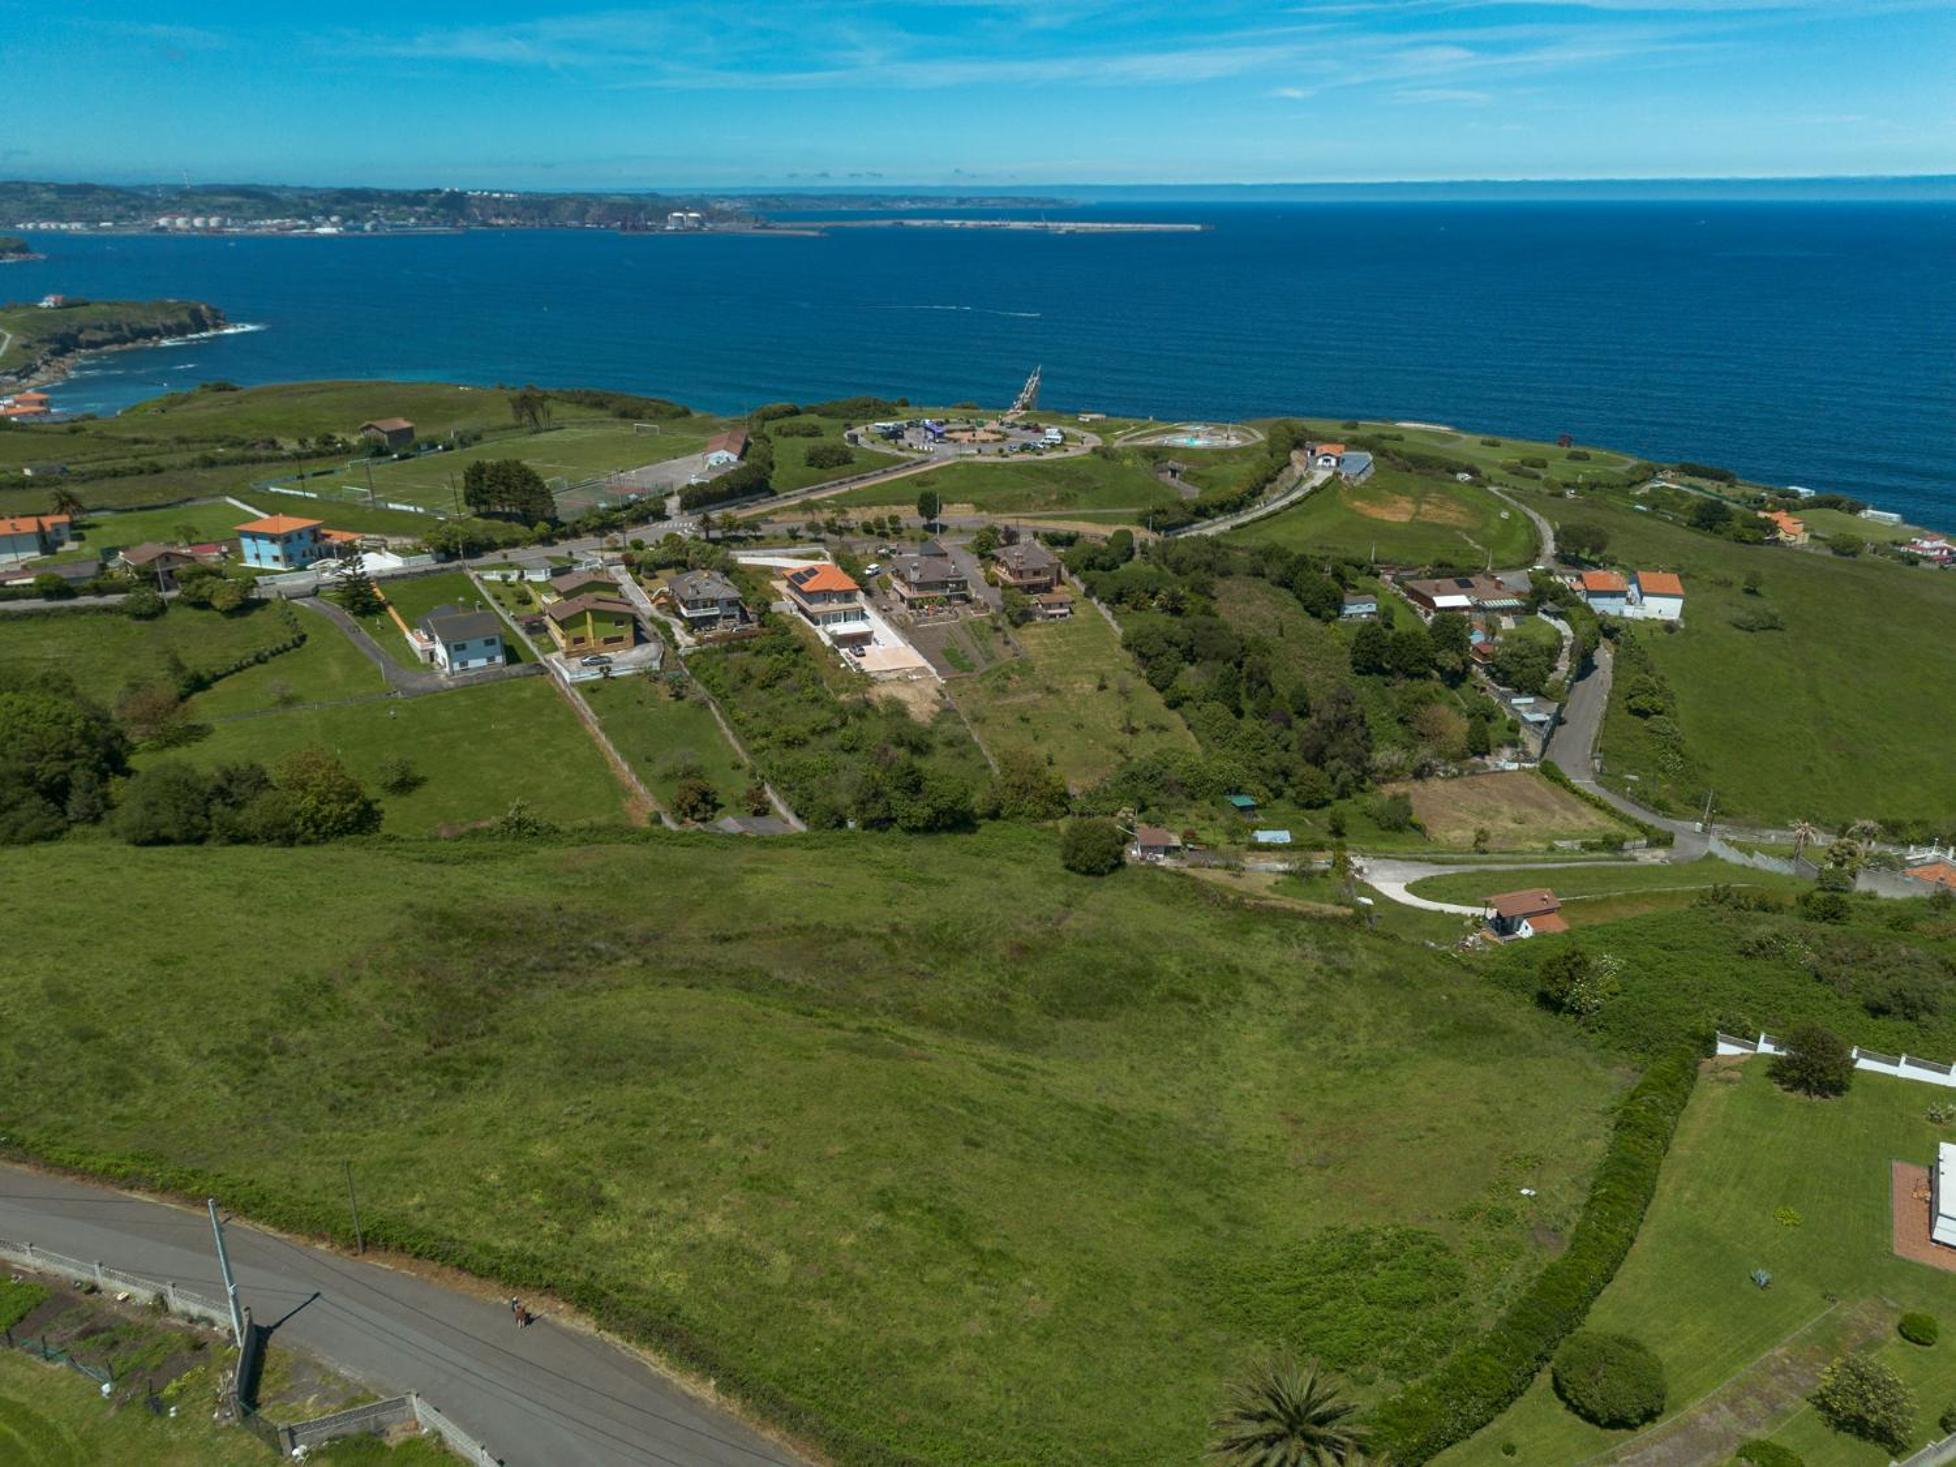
xmin=825 ymin=453 xmax=1185 ymax=521
xmin=0 ymin=829 xmax=1626 ymax=1466
xmin=1540 ymin=488 xmax=1956 ymax=827
xmin=580 ymin=676 xmax=754 ymax=813
xmin=764 ymin=412 xmax=906 ymax=493
xmin=1231 ymin=465 xmax=1538 ymax=567
xmin=154 ymin=667 xmax=628 ymax=833
xmin=953 ymin=610 xmax=1198 ymax=790
xmin=1440 ymin=1062 xmax=1956 ymax=1467
xmin=334 ymin=420 xmax=704 ymax=511
xmin=1409 ymin=858 xmax=1817 ymax=926
xmin=0 ymin=600 xmax=302 ymax=703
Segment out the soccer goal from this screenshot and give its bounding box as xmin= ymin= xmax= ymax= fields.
xmin=632 ymin=422 xmax=663 ymax=436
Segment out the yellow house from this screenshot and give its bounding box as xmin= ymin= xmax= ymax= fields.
xmin=543 ymin=594 xmax=638 ymax=654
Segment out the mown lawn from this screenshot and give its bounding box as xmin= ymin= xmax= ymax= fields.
xmin=1557 ymin=490 xmax=1956 ymax=827
xmin=1409 ymin=857 xmax=1816 ymax=926
xmin=0 ymin=829 xmax=1625 ymax=1466
xmin=1440 ymin=1063 xmax=1956 ymax=1467
xmin=826 ymin=454 xmax=1183 ymax=520
xmin=580 ymin=676 xmax=753 ymax=814
xmin=342 ymin=421 xmax=709 ymax=510
xmin=68 ymin=501 xmax=255 ymax=555
xmin=0 ymin=600 xmax=301 ymax=704
xmin=764 ymin=414 xmax=905 ymax=493
xmin=1230 ymin=465 xmax=1538 ymax=567
xmin=154 ymin=674 xmax=627 ymax=832
xmin=953 ymin=611 xmax=1197 ymax=790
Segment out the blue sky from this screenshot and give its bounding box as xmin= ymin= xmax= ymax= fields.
xmin=5 ymin=1 xmax=1952 ymax=186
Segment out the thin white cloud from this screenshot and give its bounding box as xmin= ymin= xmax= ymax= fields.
xmin=1395 ymin=87 xmax=1492 ymax=103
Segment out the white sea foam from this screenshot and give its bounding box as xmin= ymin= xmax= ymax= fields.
xmin=150 ymin=322 xmax=269 ymax=348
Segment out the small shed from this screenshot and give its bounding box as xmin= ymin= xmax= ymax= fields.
xmin=1132 ymin=825 xmax=1182 ymax=861
xmin=1227 ymin=793 xmax=1258 ymax=812
xmin=360 ymin=418 xmax=416 ymax=450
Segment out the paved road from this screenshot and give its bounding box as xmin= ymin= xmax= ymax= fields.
xmin=1357 ymin=854 xmax=1654 ymax=913
xmin=1485 ymin=483 xmax=1556 ymax=564
xmin=1170 ymin=460 xmax=1327 ymax=538
xmin=0 ymin=1165 xmax=804 ymax=1467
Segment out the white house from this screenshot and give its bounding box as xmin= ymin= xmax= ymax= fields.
xmin=1934 ymin=1143 xmax=1956 ymax=1249
xmin=1627 ymin=570 xmax=1686 ymax=622
xmin=704 ymin=427 xmax=748 ymax=469
xmin=1311 ymin=441 xmax=1346 ymax=472
xmin=1576 ymin=569 xmax=1630 ymax=616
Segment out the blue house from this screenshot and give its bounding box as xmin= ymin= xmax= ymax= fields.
xmin=236 ymin=514 xmax=330 ymax=570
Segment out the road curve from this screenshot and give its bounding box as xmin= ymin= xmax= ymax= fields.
xmin=0 ymin=1164 xmax=806 ymax=1467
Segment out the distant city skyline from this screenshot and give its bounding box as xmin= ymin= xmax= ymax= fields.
xmin=5 ymin=1 xmax=1952 ymax=187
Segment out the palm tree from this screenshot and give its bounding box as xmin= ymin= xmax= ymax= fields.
xmin=1791 ymin=819 xmax=1821 ymax=861
xmin=48 ymin=486 xmax=83 ymax=520
xmin=1849 ymin=818 xmax=1882 ymax=844
xmin=1209 ymin=1357 xmax=1375 ymax=1467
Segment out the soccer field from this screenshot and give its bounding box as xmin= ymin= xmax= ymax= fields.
xmin=329 ymin=422 xmax=715 ymax=511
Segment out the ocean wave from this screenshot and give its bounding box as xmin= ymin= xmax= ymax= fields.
xmin=152 ymin=322 xmax=270 ymax=348
xmin=890 ymin=304 xmax=1043 ymax=319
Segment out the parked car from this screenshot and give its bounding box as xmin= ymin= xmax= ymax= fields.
xmin=580 ymin=654 xmax=613 ymax=667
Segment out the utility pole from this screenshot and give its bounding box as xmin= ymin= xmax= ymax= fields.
xmin=207 ymin=1198 xmax=244 ymax=1346
xmin=1699 ymin=787 xmax=1717 ymax=835
xmin=343 ymin=1161 xmax=365 ymax=1255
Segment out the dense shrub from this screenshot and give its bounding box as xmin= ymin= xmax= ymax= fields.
xmin=1551 ymin=1331 xmax=1666 ymax=1427
xmin=1768 ymin=1023 xmax=1854 ymax=1098
xmin=1731 ymin=1442 xmax=1802 ymax=1467
xmin=804 ymin=442 xmax=854 ymax=470
xmin=772 ymin=419 xmax=823 ymax=437
xmin=1900 ymin=1311 xmax=1940 ymax=1346
xmin=1811 ymin=1353 xmax=1914 ymax=1451
xmin=1058 ymin=818 xmax=1126 ymax=875
xmin=1370 ymin=1046 xmax=1698 ymax=1463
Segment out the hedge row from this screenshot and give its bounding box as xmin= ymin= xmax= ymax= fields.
xmin=1369 ymin=1044 xmax=1700 ymax=1463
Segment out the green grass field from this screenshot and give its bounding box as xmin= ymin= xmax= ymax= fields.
xmin=0 ymin=601 xmax=301 ymax=703
xmin=1547 ymin=490 xmax=1956 ymax=826
xmin=1441 ymin=1062 xmax=1956 ymax=1467
xmin=0 ymin=828 xmax=1626 ymax=1465
xmin=763 ymin=414 xmax=905 ymax=493
xmin=953 ymin=611 xmax=1197 ymax=790
xmin=1229 ymin=465 xmax=1538 ymax=567
xmin=1302 ymin=420 xmax=1644 ymax=487
xmin=66 ymin=501 xmax=254 ymax=555
xmin=334 ymin=422 xmax=706 ymax=511
xmin=1409 ymin=858 xmax=1816 ymax=925
xmin=580 ymin=677 xmax=753 ymax=813
xmin=825 ymin=454 xmax=1185 ymax=521
xmin=156 ymin=672 xmax=627 ymax=832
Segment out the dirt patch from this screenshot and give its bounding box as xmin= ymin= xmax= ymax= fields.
xmin=1349 ymin=491 xmax=1418 ymax=523
xmin=1420 ymin=494 xmax=1479 ymax=528
xmin=1891 ymin=1162 xmax=1956 ymax=1272
xmin=1393 ymin=771 xmax=1626 ymax=847
xmin=872 ymin=677 xmax=946 ymax=724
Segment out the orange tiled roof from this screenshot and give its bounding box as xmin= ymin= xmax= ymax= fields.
xmin=1315 ymin=442 xmax=1347 ymax=456
xmin=1906 ymin=861 xmax=1956 ymax=891
xmin=1637 ymin=571 xmax=1685 ymax=597
xmin=1579 ymin=570 xmax=1628 ymax=593
xmin=1490 ymin=888 xmax=1560 ymax=919
xmin=319 ymin=528 xmax=362 ymax=543
xmin=788 ymin=563 xmax=860 ymax=594
xmin=235 ymin=514 xmax=323 ymax=536
xmin=0 ymin=514 xmax=66 ymax=536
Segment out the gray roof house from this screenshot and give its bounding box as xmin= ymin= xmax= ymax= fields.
xmin=417 ymin=604 xmax=507 ymax=675
xmin=993 ymin=539 xmax=1061 ymax=592
xmin=667 ymin=568 xmax=748 ymax=630
xmin=890 ymin=553 xmax=969 ymax=604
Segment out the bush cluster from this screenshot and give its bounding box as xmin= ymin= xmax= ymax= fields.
xmin=1370 ymin=1045 xmax=1699 ymax=1463
xmin=1900 ymin=1311 xmax=1940 ymax=1346
xmin=1551 ymin=1331 xmax=1666 ymax=1427
xmin=1731 ymin=1442 xmax=1802 ymax=1466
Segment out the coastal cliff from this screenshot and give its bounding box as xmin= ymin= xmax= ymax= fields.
xmin=0 ymin=298 xmax=227 ymax=388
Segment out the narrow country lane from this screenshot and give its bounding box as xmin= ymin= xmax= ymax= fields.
xmin=0 ymin=1165 xmax=807 ymax=1467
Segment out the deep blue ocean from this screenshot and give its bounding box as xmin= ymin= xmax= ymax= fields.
xmin=10 ymin=202 xmax=1955 ymax=523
